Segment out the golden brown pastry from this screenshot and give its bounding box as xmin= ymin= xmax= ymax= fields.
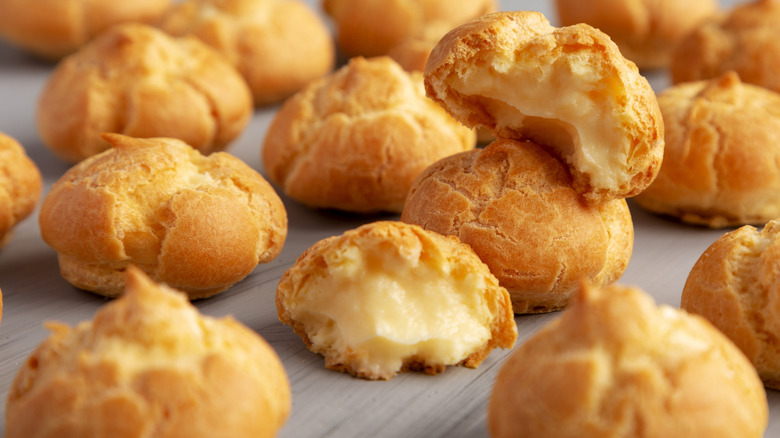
xmin=39 ymin=133 xmax=287 ymax=299
xmin=262 ymin=56 xmax=475 ymax=214
xmin=386 ymin=21 xmax=454 ymax=73
xmin=671 ymin=0 xmax=780 ymax=93
xmin=489 ymin=282 xmax=768 ymax=438
xmin=424 ymin=11 xmax=664 ymax=205
xmin=401 ymin=139 xmax=633 ymax=314
xmin=682 ymin=219 xmax=780 ymax=389
xmin=323 ymin=0 xmax=497 ymax=59
xmin=634 ymin=72 xmax=780 ymax=228
xmin=159 ymin=0 xmax=334 ymax=106
xmin=37 ymin=23 xmax=252 ymax=164
xmin=555 ymin=0 xmax=718 ymax=70
xmin=0 ymin=132 xmax=42 ymax=248
xmin=0 ymin=0 xmax=172 ymax=59
xmin=6 ymin=266 xmax=291 ymax=438
xmin=276 ymin=221 xmax=517 ymax=380
xmin=403 ymin=11 xmax=661 ymax=313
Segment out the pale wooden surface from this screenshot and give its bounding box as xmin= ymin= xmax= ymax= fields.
xmin=0 ymin=0 xmax=778 ymax=437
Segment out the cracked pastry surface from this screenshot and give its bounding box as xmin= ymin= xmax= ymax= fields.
xmin=555 ymin=0 xmax=718 ymax=69
xmin=39 ymin=133 xmax=287 ymax=299
xmin=489 ymin=282 xmax=768 ymax=438
xmin=671 ymin=0 xmax=780 ymax=94
xmin=682 ymin=219 xmax=780 ymax=389
xmin=634 ymin=72 xmax=780 ymax=228
xmin=323 ymin=0 xmax=496 ymax=59
xmin=262 ymin=56 xmax=475 ymax=213
xmin=159 ymin=0 xmax=334 ymax=106
xmin=0 ymin=132 xmax=42 ymax=249
xmin=37 ymin=23 xmax=252 ymax=163
xmin=276 ymin=221 xmax=517 ymax=380
xmin=401 ymin=139 xmax=633 ymax=314
xmin=0 ymin=0 xmax=171 ymax=59
xmin=424 ymin=11 xmax=664 ymax=204
xmin=5 ymin=267 xmax=291 ymax=438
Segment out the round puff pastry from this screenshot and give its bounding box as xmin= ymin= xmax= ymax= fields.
xmin=37 ymin=23 xmax=252 ymax=164
xmin=262 ymin=56 xmax=475 ymax=214
xmin=489 ymin=282 xmax=768 ymax=438
xmin=0 ymin=132 xmax=43 ymax=248
xmin=671 ymin=0 xmax=780 ymax=93
xmin=401 ymin=139 xmax=633 ymax=314
xmin=555 ymin=0 xmax=718 ymax=70
xmin=323 ymin=0 xmax=496 ymax=59
xmin=159 ymin=0 xmax=334 ymax=106
xmin=634 ymin=72 xmax=780 ymax=228
xmin=0 ymin=0 xmax=171 ymax=60
xmin=276 ymin=221 xmax=517 ymax=381
xmin=39 ymin=133 xmax=287 ymax=299
xmin=5 ymin=266 xmax=291 ymax=438
xmin=682 ymin=219 xmax=780 ymax=389
xmin=424 ymin=11 xmax=664 ymax=205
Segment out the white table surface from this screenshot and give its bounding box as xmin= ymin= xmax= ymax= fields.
xmin=1 ymin=0 xmax=777 ymax=436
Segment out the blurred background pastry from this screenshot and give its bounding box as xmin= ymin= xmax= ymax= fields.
xmin=37 ymin=23 xmax=252 ymax=163
xmin=0 ymin=0 xmax=172 ymax=59
xmin=555 ymin=0 xmax=718 ymax=70
xmin=159 ymin=0 xmax=334 ymax=106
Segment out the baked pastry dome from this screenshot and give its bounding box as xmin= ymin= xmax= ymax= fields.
xmin=5 ymin=267 xmax=291 ymax=438
xmin=424 ymin=11 xmax=663 ymax=204
xmin=0 ymin=0 xmax=171 ymax=59
xmin=37 ymin=23 xmax=252 ymax=163
xmin=323 ymin=0 xmax=496 ymax=59
xmin=159 ymin=0 xmax=334 ymax=106
xmin=262 ymin=56 xmax=475 ymax=214
xmin=682 ymin=219 xmax=780 ymax=389
xmin=489 ymin=282 xmax=768 ymax=438
xmin=671 ymin=0 xmax=780 ymax=93
xmin=555 ymin=0 xmax=718 ymax=69
xmin=634 ymin=72 xmax=780 ymax=228
xmin=0 ymin=132 xmax=43 ymax=248
xmin=401 ymin=139 xmax=633 ymax=314
xmin=39 ymin=133 xmax=287 ymax=299
xmin=403 ymin=11 xmax=662 ymax=313
xmin=276 ymin=221 xmax=517 ymax=380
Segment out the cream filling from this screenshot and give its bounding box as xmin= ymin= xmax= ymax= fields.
xmin=450 ymin=58 xmax=628 ymax=189
xmin=291 ymin=245 xmax=494 ymax=377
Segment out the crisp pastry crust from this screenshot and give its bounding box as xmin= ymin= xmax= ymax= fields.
xmin=424 ymin=11 xmax=664 ymax=205
xmin=671 ymin=0 xmax=780 ymax=93
xmin=5 ymin=267 xmax=291 ymax=438
xmin=323 ymin=0 xmax=496 ymax=59
xmin=634 ymin=72 xmax=780 ymax=228
xmin=0 ymin=0 xmax=171 ymax=59
xmin=682 ymin=219 xmax=780 ymax=389
xmin=489 ymin=282 xmax=768 ymax=438
xmin=276 ymin=221 xmax=517 ymax=380
xmin=39 ymin=133 xmax=287 ymax=299
xmin=262 ymin=56 xmax=475 ymax=214
xmin=159 ymin=0 xmax=335 ymax=106
xmin=401 ymin=139 xmax=633 ymax=314
xmin=555 ymin=0 xmax=718 ymax=69
xmin=37 ymin=23 xmax=252 ymax=163
xmin=0 ymin=132 xmax=43 ymax=249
